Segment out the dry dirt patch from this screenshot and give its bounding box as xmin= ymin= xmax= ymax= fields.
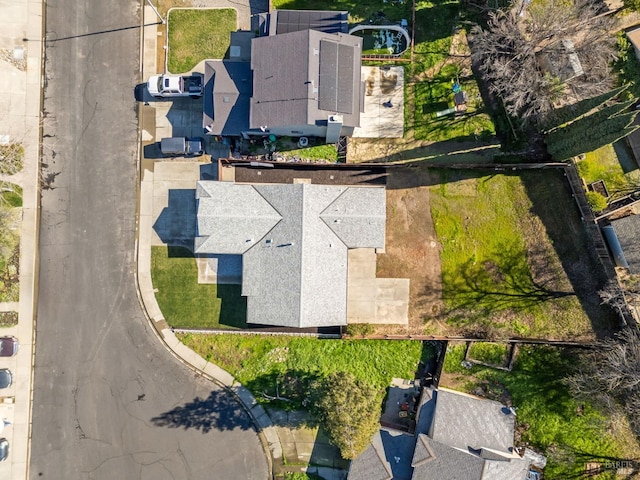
xmin=376 ymin=167 xmax=444 ymax=333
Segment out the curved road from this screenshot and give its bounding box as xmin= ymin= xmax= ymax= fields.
xmin=29 ymin=1 xmax=268 ymax=478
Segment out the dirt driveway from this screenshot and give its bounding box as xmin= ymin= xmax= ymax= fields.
xmin=377 ymin=167 xmax=444 ymax=333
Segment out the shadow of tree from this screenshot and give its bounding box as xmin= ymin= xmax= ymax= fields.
xmin=244 ymin=370 xmax=323 ymax=422
xmin=443 ymin=239 xmax=575 ymax=315
xmin=151 ymin=389 xmax=255 ymax=432
xmin=548 ymin=446 xmax=640 ymax=479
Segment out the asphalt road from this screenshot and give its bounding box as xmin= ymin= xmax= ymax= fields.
xmin=29 ymin=1 xmax=269 ymax=478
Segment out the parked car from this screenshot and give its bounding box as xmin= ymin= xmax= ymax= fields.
xmin=160 ymin=137 xmax=204 ymax=157
xmin=0 ymin=438 xmax=9 ymax=461
xmin=0 ymin=369 xmax=13 ymax=389
xmin=147 ymin=74 xmax=203 ymax=98
xmin=0 ymin=336 xmax=18 ymax=357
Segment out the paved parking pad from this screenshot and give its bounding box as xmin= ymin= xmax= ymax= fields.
xmin=353 ymin=66 xmax=405 ymax=138
xmin=347 ymin=248 xmax=409 ymax=324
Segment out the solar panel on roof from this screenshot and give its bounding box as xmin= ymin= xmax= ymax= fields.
xmin=275 ymin=10 xmax=348 ymax=34
xmin=337 ymin=44 xmax=354 ymax=113
xmin=318 ymin=40 xmax=353 ymax=114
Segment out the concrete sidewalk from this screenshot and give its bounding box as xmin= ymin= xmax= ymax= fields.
xmin=136 ymin=4 xmax=282 ymax=478
xmin=0 ymin=0 xmax=43 ymax=477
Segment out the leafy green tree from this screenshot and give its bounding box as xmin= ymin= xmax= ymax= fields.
xmin=311 ymin=372 xmax=382 ymax=460
xmin=545 ymin=96 xmax=639 ymax=160
xmin=613 ymin=33 xmax=640 ymax=98
xmin=543 ymin=86 xmax=628 ymax=133
xmin=622 ymin=0 xmax=640 ymax=12
xmin=585 ymin=191 xmax=608 ymax=212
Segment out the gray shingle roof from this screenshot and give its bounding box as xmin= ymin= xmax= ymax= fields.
xmin=195 ymin=182 xmax=281 ymax=254
xmin=348 ymin=429 xmax=415 ymax=480
xmin=482 ymin=456 xmax=531 ymax=480
xmin=430 ymin=388 xmax=516 ymax=454
xmin=411 ymin=435 xmax=484 ymax=480
xmin=195 ymin=181 xmax=386 ymax=327
xmin=349 ymin=387 xmax=532 ymax=480
xmin=610 ymin=214 xmax=640 ymax=274
xmin=410 ymin=434 xmax=531 ymax=480
xmin=250 ymin=29 xmax=362 ymax=129
xmin=321 ymin=187 xmax=386 ymax=248
xmin=347 ymin=431 xmax=393 ymax=480
xmin=202 ymin=61 xmax=252 ymax=136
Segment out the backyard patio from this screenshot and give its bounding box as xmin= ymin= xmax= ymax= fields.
xmin=353 ymin=66 xmax=405 ymax=138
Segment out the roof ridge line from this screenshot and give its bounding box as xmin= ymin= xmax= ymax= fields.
xmin=243 ymin=185 xmax=284 ymax=255
xmin=318 ymin=186 xmax=350 ymax=248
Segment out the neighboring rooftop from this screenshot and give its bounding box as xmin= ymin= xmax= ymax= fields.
xmin=429 ymin=388 xmax=517 ymax=453
xmin=250 ymin=29 xmax=362 ymax=129
xmin=202 ymin=60 xmax=252 ymax=136
xmin=349 ymin=387 xmax=535 ymax=480
xmin=411 ymin=434 xmax=485 ymax=480
xmin=610 ymin=214 xmax=640 ymax=274
xmin=260 ymin=9 xmax=349 ymax=36
xmin=195 ymin=181 xmax=386 ymax=328
xmin=348 ymin=428 xmax=416 ymax=480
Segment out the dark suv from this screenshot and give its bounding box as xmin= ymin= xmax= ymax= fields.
xmin=0 ymin=336 xmax=18 ymax=357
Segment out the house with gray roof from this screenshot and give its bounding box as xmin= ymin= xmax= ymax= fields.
xmin=250 ymin=29 xmax=362 ymax=142
xmin=195 ymin=180 xmax=386 ymax=328
xmin=606 ymin=214 xmax=640 ymax=273
xmin=348 ymin=387 xmax=539 ymax=480
xmin=202 ymin=9 xmax=363 ymax=142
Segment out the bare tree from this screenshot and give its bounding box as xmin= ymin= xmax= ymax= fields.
xmin=567 ymin=328 xmax=640 ymax=436
xmin=470 ymin=0 xmax=617 ymax=127
xmin=0 ymin=142 xmax=24 ymax=176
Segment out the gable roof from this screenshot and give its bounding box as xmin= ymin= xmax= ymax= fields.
xmin=202 ymin=60 xmax=252 ymax=136
xmin=195 ymin=182 xmax=281 ymax=254
xmin=250 ymin=29 xmax=362 ymax=130
xmin=349 ymin=387 xmax=533 ymax=480
xmin=348 ymin=429 xmax=416 ymax=480
xmin=347 ymin=431 xmax=393 ymax=480
xmin=610 ymin=214 xmax=640 ymax=274
xmin=429 ymin=388 xmax=517 ymax=454
xmin=482 ymin=455 xmax=532 ymax=480
xmin=411 ymin=435 xmax=484 ymax=480
xmin=195 ymin=181 xmax=386 ymax=327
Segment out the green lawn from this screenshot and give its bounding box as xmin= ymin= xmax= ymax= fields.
xmin=576 ymin=143 xmax=640 ymax=198
xmin=1 ymin=183 xmax=22 ymax=207
xmin=430 ymin=170 xmax=610 ymax=339
xmin=283 ymin=144 xmax=338 ymax=162
xmin=409 ymin=2 xmax=495 ymax=141
xmin=179 ymin=333 xmax=426 ymax=408
xmin=467 ymin=342 xmax=510 ymax=366
xmin=273 ymin=0 xmax=496 ymax=144
xmin=413 ymin=63 xmax=495 ymax=141
xmin=167 ymin=9 xmax=236 ymax=73
xmin=0 ymin=205 xmax=20 ymax=303
xmin=150 ymin=246 xmax=246 ymax=329
xmin=442 ymin=343 xmax=636 ymax=480
xmin=272 ymin=0 xmax=412 ymax=24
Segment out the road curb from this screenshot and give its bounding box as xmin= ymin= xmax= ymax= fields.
xmin=133 ymin=5 xmax=278 ymax=478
